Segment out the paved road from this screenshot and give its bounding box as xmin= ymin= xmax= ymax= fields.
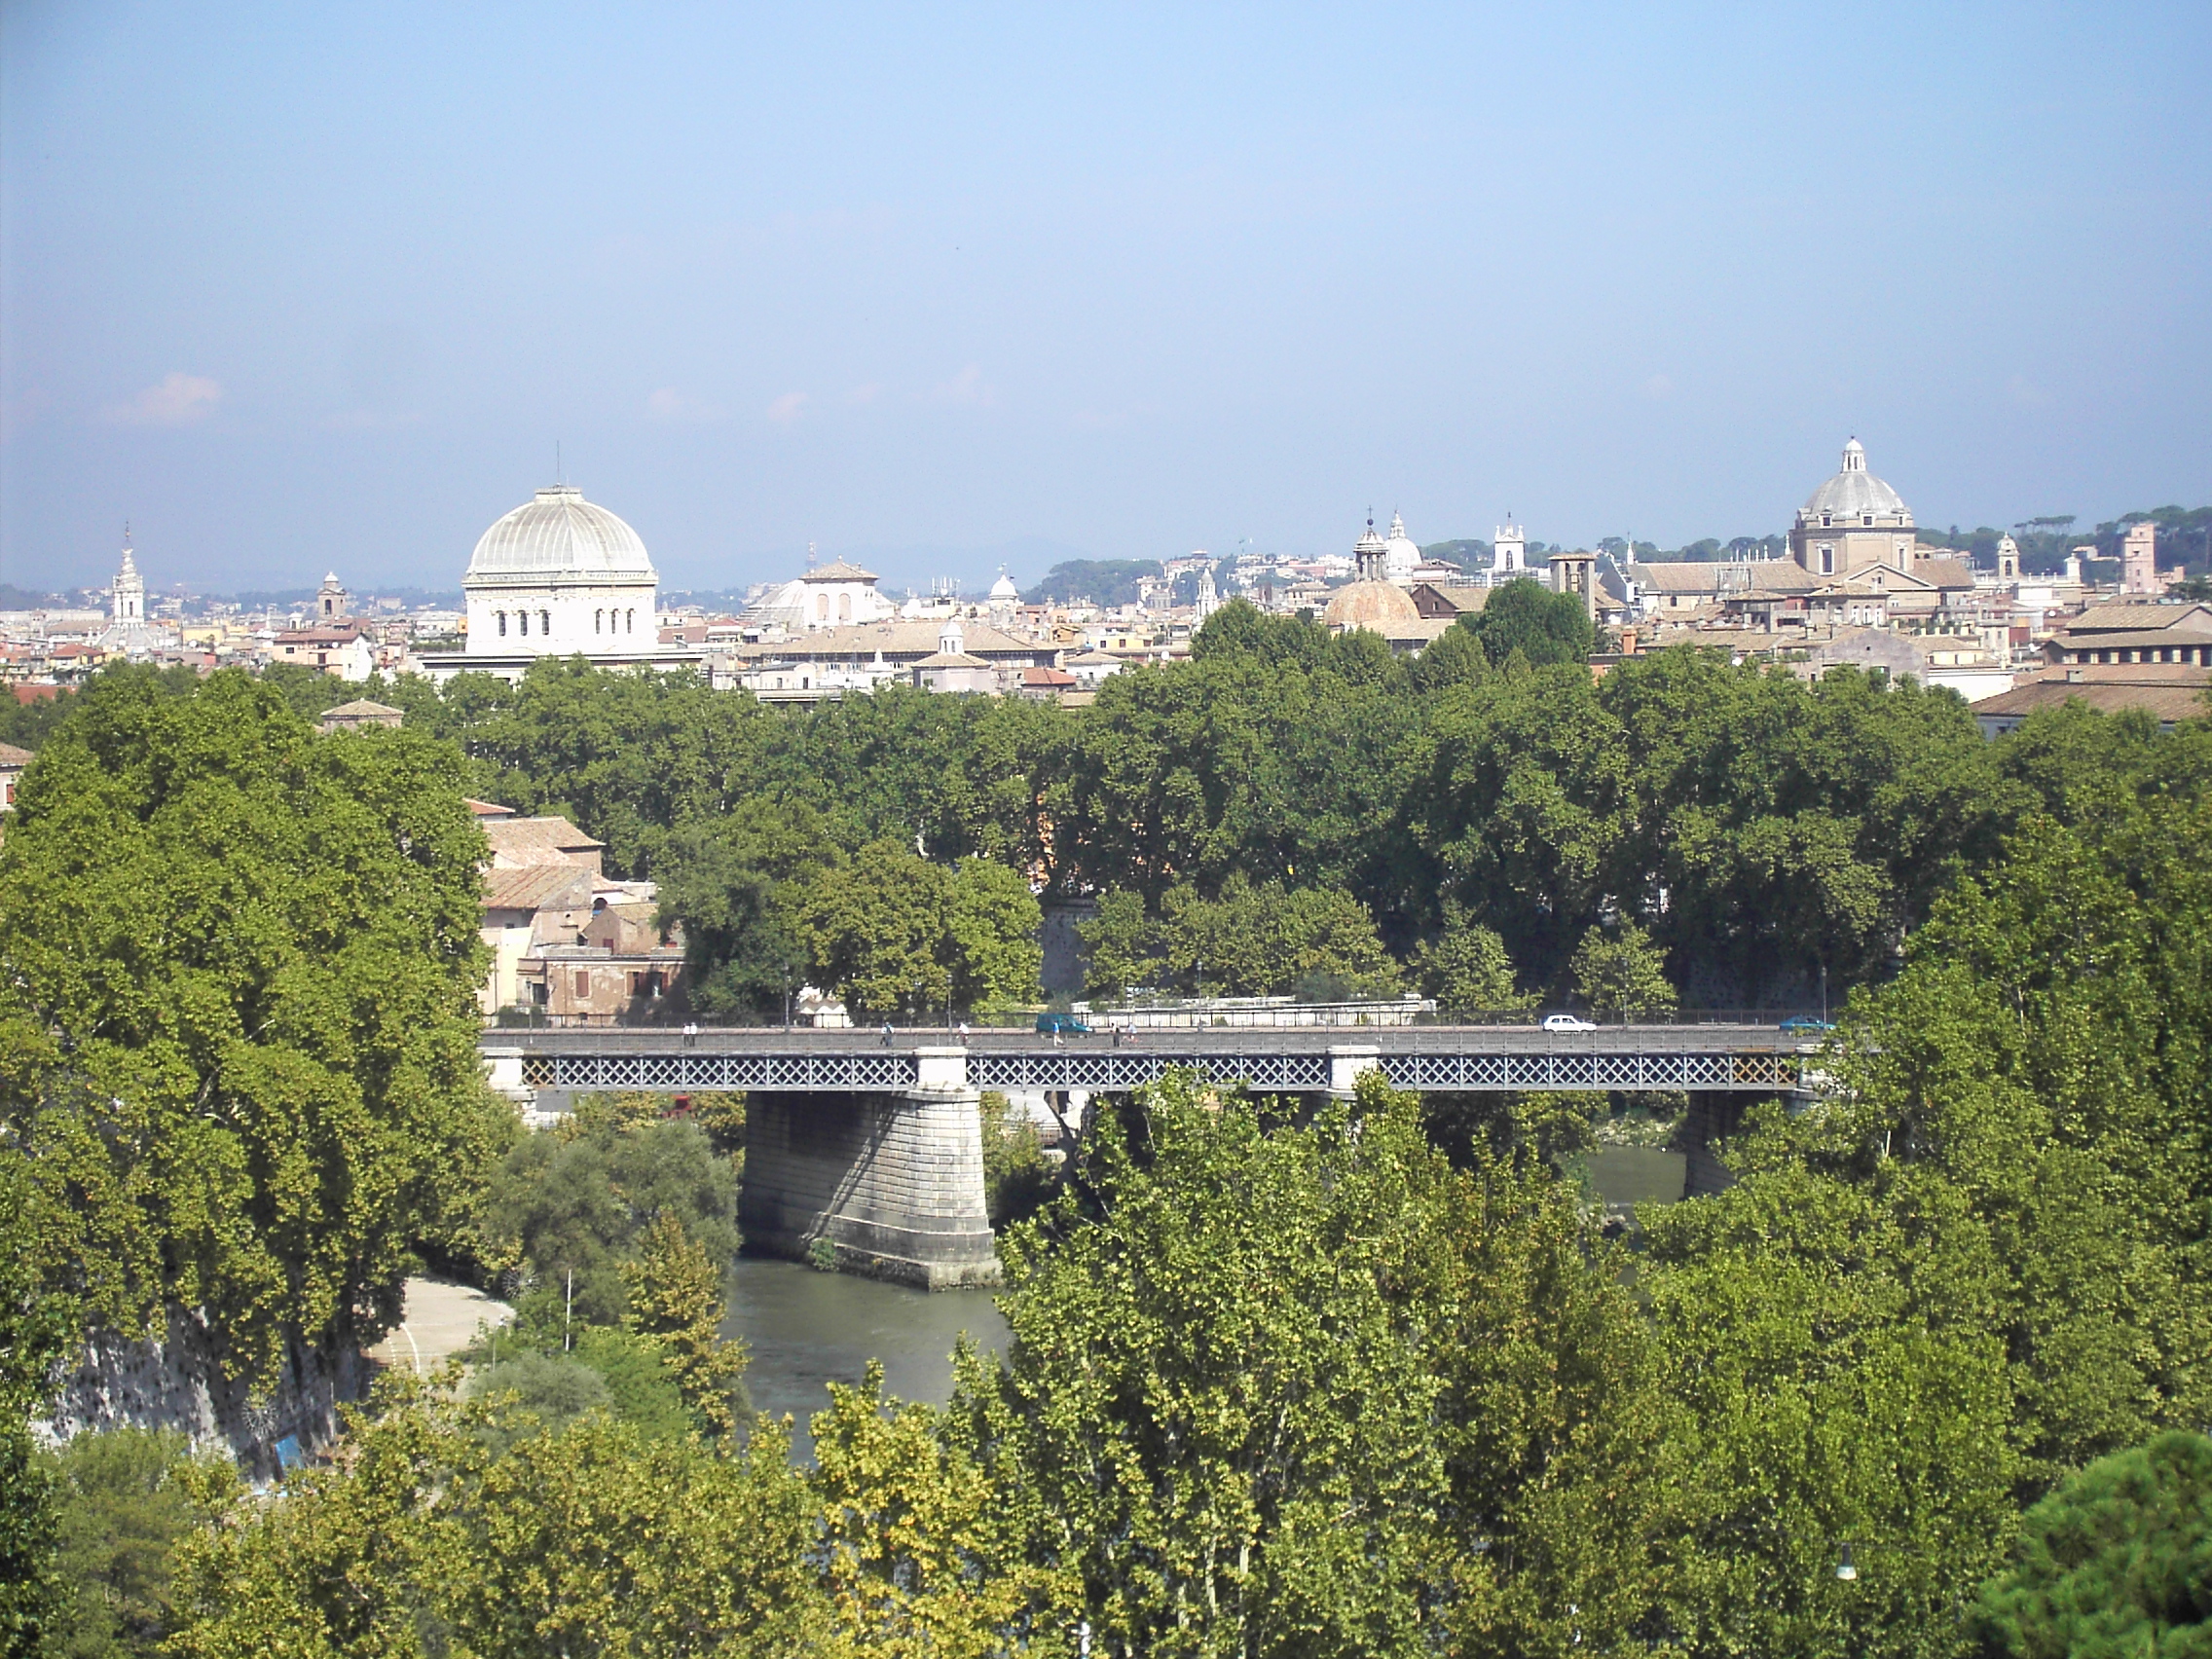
xmin=363 ymin=1278 xmax=513 ymax=1376
xmin=495 ymin=1022 xmax=1793 ymax=1055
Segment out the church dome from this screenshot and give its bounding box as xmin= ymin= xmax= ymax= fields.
xmin=1382 ymin=512 xmax=1420 ymax=577
xmin=989 ymin=569 xmax=1020 ymax=602
xmin=467 ymin=486 xmax=656 ymax=581
xmin=1324 ymin=578 xmax=1420 ymax=629
xmin=1799 ymin=439 xmax=1911 ymax=524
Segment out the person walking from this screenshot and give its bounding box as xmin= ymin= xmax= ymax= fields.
xmin=881 ymin=1019 xmax=894 ymax=1047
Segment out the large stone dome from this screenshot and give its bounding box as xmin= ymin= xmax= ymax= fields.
xmin=1798 ymin=439 xmax=1911 ymax=525
xmin=467 ymin=486 xmax=656 ymax=582
xmin=1324 ymin=578 xmax=1421 ymax=630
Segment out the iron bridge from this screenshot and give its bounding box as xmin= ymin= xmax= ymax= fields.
xmin=493 ymin=1027 xmax=1804 ymax=1094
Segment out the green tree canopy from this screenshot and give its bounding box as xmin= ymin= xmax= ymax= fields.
xmin=793 ymin=839 xmax=1042 ymax=1019
xmin=0 ymin=670 xmax=514 ymax=1383
xmin=1972 ymin=1429 xmax=2212 ymax=1654
xmin=1079 ymin=873 xmax=1400 ymax=1000
xmin=1459 ymin=577 xmax=1596 ymax=667
xmin=946 ymin=1071 xmax=1667 ymax=1657
xmin=1569 ymin=920 xmax=1678 ymax=1018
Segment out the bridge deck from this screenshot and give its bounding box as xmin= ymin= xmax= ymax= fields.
xmin=490 ymin=1025 xmax=1806 ymax=1093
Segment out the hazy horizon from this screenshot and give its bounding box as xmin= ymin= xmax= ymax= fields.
xmin=5 ymin=2 xmax=2207 ymax=596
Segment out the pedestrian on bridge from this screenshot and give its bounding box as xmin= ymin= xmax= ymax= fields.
xmin=881 ymin=1019 xmax=894 ymax=1047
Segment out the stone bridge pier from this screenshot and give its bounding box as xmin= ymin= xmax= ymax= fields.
xmin=739 ymin=1047 xmax=1000 ymax=1289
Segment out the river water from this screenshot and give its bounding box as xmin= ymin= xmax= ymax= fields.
xmin=722 ymin=1257 xmax=1009 ymax=1456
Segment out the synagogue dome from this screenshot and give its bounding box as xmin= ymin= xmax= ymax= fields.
xmin=466 ymin=486 xmax=656 ymax=582
xmin=1324 ymin=578 xmax=1421 ymax=630
xmin=1798 ymin=439 xmax=1911 ymax=525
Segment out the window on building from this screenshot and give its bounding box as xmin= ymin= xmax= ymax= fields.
xmin=498 ymin=611 xmax=507 ymax=637
xmin=540 ymin=610 xmax=551 ymax=635
xmin=1822 ymin=513 xmax=1832 ymax=528
xmin=517 ymin=611 xmax=527 ymax=637
xmin=595 ymin=609 xmax=603 ymax=633
xmin=574 ymin=970 xmax=591 ymax=999
xmin=626 ymin=609 xmax=635 ymax=633
xmin=1820 ymin=546 xmax=1835 ymax=575
xmin=1862 ymin=513 xmax=1873 ymax=527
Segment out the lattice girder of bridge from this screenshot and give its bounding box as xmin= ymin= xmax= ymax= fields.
xmin=515 ymin=1047 xmax=1798 ymax=1095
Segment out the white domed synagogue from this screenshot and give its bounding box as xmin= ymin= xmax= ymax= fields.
xmin=465 ymin=485 xmax=658 ymax=654
xmin=417 ymin=483 xmax=703 ymax=683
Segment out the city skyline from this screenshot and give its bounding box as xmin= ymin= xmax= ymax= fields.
xmin=4 ymin=2 xmax=2208 ymax=592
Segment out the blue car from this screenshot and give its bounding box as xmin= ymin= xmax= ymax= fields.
xmin=1036 ymin=1012 xmax=1092 ymax=1036
xmin=1779 ymin=1016 xmax=1835 ymax=1035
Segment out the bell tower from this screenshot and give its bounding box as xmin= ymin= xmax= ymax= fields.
xmin=111 ymin=532 xmax=145 ymax=626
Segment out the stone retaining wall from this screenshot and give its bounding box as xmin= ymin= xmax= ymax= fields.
xmin=32 ymin=1307 xmax=364 ymax=1480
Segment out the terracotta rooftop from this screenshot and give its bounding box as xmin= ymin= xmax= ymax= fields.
xmin=483 ymin=816 xmax=606 ymax=866
xmin=483 ymin=863 xmax=595 ymax=913
xmin=1973 ymin=665 xmax=2210 ymax=725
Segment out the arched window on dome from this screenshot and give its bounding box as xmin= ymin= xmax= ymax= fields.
xmin=517 ymin=611 xmax=528 ymax=637
xmin=1822 ymin=512 xmax=1832 ymax=529
xmin=498 ymin=611 xmax=507 ymax=637
xmin=594 ymin=609 xmax=603 ymax=634
xmin=1819 ymin=545 xmax=1835 ymax=575
xmin=625 ymin=609 xmax=635 ymax=634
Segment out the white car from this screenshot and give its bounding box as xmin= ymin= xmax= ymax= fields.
xmin=1542 ymin=1014 xmax=1599 ymax=1032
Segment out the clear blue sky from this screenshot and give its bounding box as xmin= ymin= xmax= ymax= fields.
xmin=4 ymin=1 xmax=2207 ymax=596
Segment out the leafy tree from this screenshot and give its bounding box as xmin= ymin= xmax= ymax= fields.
xmin=0 ymin=1153 xmax=79 ymax=1653
xmin=1082 ymin=874 xmax=1399 ymax=1000
xmin=793 ymin=839 xmax=1041 ymax=1019
xmin=1569 ymin=920 xmax=1679 ymax=1018
xmin=811 ymin=1362 xmax=1055 ymax=1657
xmin=1403 ymin=661 xmax=1632 ymax=979
xmin=468 ymin=1348 xmax=614 ymax=1439
xmin=1413 ymin=902 xmax=1530 ymax=1011
xmin=1972 ymin=1429 xmax=2212 ymax=1654
xmin=948 ymin=1071 xmax=1668 ymax=1657
xmin=655 ymin=798 xmax=841 ymax=1019
xmin=1058 ymin=642 xmax=1416 ymax=916
xmin=1640 ymin=1134 xmax=2020 ymax=1653
xmin=0 ymin=684 xmax=73 ymax=753
xmin=1459 ymin=577 xmax=1595 ymax=667
xmin=487 ymin=1112 xmax=739 ymax=1337
xmin=1408 ymin=620 xmax=1492 ymax=693
xmin=0 ymin=669 xmax=514 ymax=1389
xmin=978 ymin=1091 xmax=1052 ymax=1226
xmin=1076 ymin=889 xmax=1157 ymax=1000
xmin=620 ymin=1212 xmax=750 ymax=1438
xmin=166 ymin=1375 xmax=831 ymax=1658
xmin=42 ymin=1428 xmax=219 ymax=1659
